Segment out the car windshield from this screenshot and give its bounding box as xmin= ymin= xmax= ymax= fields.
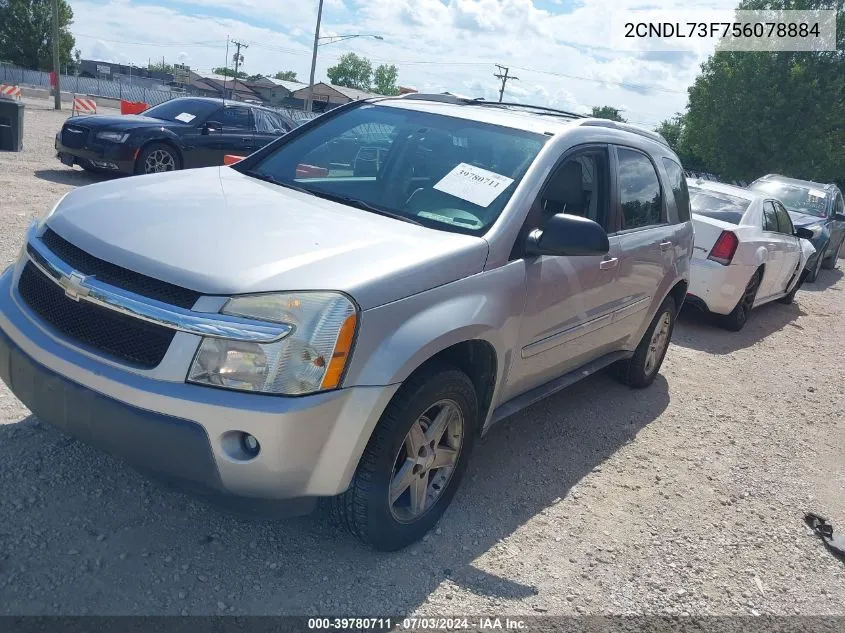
xmin=750 ymin=181 xmax=828 ymax=218
xmin=240 ymin=104 xmax=548 ymax=235
xmin=143 ymin=99 xmax=220 ymax=124
xmin=689 ymin=187 xmax=751 ymax=224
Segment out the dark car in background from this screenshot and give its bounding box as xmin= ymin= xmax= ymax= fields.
xmin=749 ymin=174 xmax=845 ymax=282
xmin=55 ymin=97 xmax=296 ymax=176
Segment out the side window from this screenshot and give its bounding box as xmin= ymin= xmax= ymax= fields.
xmin=835 ymin=192 xmax=845 ymax=216
xmin=616 ymin=148 xmax=664 ymax=230
xmin=220 ymin=107 xmax=252 ymax=130
xmin=774 ymin=201 xmax=794 ymax=235
xmin=661 ymin=158 xmax=690 ymax=223
xmin=540 ymin=149 xmax=609 ymax=229
xmin=762 ymin=201 xmax=779 ymax=232
xmin=253 ymin=109 xmax=287 ymax=133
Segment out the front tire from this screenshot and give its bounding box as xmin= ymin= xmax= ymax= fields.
xmin=329 ymin=363 xmax=478 ymax=551
xmin=821 ymin=238 xmax=841 ymax=270
xmin=806 ymin=244 xmax=826 ymax=282
xmin=614 ymin=295 xmax=676 ymax=389
xmin=136 ymin=143 xmax=181 ymax=175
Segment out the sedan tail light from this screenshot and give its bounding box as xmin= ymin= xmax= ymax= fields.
xmin=708 ymin=230 xmax=739 ymax=265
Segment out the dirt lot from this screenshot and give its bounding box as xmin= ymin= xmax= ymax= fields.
xmin=0 ymin=99 xmax=843 ymax=617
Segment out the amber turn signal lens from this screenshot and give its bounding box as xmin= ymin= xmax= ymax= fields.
xmin=321 ymin=313 xmax=357 ymax=390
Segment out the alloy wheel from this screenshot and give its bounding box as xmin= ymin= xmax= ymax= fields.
xmin=144 ymin=149 xmax=176 ymax=174
xmin=389 ymin=399 xmax=464 ymax=522
xmin=644 ymin=310 xmax=672 ymax=376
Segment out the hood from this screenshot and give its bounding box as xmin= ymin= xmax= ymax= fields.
xmin=63 ymin=115 xmax=178 ymax=131
xmin=787 ymin=210 xmax=826 ymax=228
xmin=45 ymin=167 xmax=489 ymax=310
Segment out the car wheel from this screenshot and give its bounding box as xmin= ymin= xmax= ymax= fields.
xmin=719 ymin=269 xmax=761 ymax=331
xmin=136 ymin=143 xmax=180 ymax=175
xmin=329 ymin=363 xmax=477 ymax=551
xmin=806 ymin=244 xmax=826 ymax=282
xmin=821 ymin=239 xmax=840 ymax=269
xmin=614 ymin=295 xmax=676 ymax=389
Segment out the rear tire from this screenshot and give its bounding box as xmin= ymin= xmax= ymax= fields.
xmin=719 ymin=269 xmax=761 ymax=331
xmin=329 ymin=363 xmax=477 ymax=551
xmin=614 ymin=295 xmax=676 ymax=389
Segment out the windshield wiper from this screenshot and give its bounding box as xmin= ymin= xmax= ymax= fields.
xmin=242 ymin=170 xmax=315 ymax=196
xmin=244 ymin=170 xmax=422 ymax=226
xmin=306 ymin=190 xmax=423 ymax=226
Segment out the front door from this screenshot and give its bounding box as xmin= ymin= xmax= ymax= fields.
xmin=195 ymin=106 xmax=255 ymax=166
xmin=759 ymin=200 xmax=787 ymax=298
xmin=773 ymin=200 xmax=802 ymax=291
xmin=504 ymin=145 xmax=626 ymax=401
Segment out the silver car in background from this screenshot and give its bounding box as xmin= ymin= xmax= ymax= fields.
xmin=0 ymin=94 xmax=692 ymax=550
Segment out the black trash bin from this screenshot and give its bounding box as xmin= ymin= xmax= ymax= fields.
xmin=0 ymin=98 xmax=24 ymax=152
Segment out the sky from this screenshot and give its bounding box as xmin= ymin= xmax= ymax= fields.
xmin=68 ymin=0 xmax=740 ymax=128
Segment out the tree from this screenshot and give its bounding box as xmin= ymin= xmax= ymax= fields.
xmin=0 ymin=0 xmax=76 ymax=70
xmin=682 ymin=0 xmax=845 ymax=184
xmin=148 ymin=61 xmax=174 ymax=75
xmin=590 ymin=106 xmax=626 ymax=122
xmin=326 ymin=53 xmax=372 ymax=91
xmin=373 ymin=63 xmax=399 ymax=95
xmin=246 ymin=74 xmax=266 ymax=82
xmin=213 ymin=67 xmax=247 ymax=79
xmin=274 ymin=70 xmax=298 ymax=81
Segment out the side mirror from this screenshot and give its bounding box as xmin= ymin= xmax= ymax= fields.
xmin=833 ymin=212 xmax=845 ymax=222
xmin=525 ymin=213 xmax=610 ymax=257
xmin=203 ymin=121 xmax=222 ymax=135
xmin=795 ymin=226 xmax=815 ymax=240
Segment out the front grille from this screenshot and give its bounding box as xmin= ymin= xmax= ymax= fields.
xmin=18 ymin=262 xmax=175 ymax=369
xmin=61 ymin=125 xmax=88 ymax=149
xmin=38 ymin=229 xmax=201 ymax=309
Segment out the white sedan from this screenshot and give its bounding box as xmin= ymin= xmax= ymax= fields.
xmin=685 ymin=179 xmax=816 ymax=331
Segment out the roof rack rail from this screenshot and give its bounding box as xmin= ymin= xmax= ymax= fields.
xmin=577 ymin=119 xmax=670 ymax=147
xmin=395 ymin=93 xmax=587 ymax=120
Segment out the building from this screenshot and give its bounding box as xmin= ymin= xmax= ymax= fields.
xmin=246 ymin=77 xmax=307 ymax=107
xmin=287 ymin=82 xmax=379 ymax=111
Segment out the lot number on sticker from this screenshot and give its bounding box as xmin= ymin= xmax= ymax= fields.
xmin=434 ymin=163 xmax=515 ymax=208
xmin=808 ymin=189 xmax=826 ymax=200
xmin=174 ymin=112 xmax=196 ymax=123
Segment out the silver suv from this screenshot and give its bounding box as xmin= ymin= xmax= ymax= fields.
xmin=0 ymin=95 xmax=693 ymax=550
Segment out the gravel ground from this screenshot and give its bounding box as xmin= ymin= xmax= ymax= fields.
xmin=0 ymin=98 xmax=843 ymax=617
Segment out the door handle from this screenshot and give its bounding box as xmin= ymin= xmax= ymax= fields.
xmin=241 ymin=137 xmax=251 ymax=143
xmin=599 ymin=257 xmax=619 ymax=270
xmin=659 ymin=241 xmax=673 ymax=251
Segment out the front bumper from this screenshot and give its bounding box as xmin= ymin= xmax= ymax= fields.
xmin=55 ymin=135 xmax=136 ymax=174
xmin=688 ymin=258 xmax=756 ymax=315
xmin=0 ymin=266 xmax=398 ymax=507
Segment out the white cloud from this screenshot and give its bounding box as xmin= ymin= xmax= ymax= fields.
xmin=68 ymin=0 xmax=736 ymax=126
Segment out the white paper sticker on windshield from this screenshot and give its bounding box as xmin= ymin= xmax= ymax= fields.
xmin=434 ymin=163 xmax=514 ymax=208
xmin=174 ymin=112 xmax=196 ymax=123
xmin=808 ymin=188 xmax=826 ymax=199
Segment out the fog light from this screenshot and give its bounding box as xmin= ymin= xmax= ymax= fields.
xmin=241 ymin=433 xmax=260 ymax=457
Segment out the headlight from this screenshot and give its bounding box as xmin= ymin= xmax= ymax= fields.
xmin=806 ymin=224 xmax=823 ymax=238
xmin=187 ymin=292 xmax=358 ymax=395
xmin=95 ymin=130 xmax=130 ymax=143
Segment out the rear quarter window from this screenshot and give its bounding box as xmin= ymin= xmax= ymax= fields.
xmin=688 ymin=188 xmax=751 ymax=225
xmin=662 ymin=158 xmax=691 ymax=223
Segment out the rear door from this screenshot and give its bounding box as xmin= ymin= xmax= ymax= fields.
xmin=203 ymin=105 xmax=255 ymax=165
xmin=252 ymin=109 xmax=290 ymax=151
xmin=759 ymin=200 xmax=787 ymax=298
xmin=611 ymin=146 xmax=678 ymax=340
xmin=773 ymin=200 xmax=802 ymax=291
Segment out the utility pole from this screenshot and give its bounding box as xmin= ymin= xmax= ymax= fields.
xmin=222 ymin=36 xmax=229 ymax=100
xmin=494 ymin=64 xmax=519 ymax=103
xmin=231 ymin=40 xmax=248 ymax=97
xmin=51 ymin=0 xmax=61 ymax=110
xmin=305 ymin=0 xmax=325 ymax=113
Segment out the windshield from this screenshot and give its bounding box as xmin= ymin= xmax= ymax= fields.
xmin=241 ymin=104 xmax=547 ymax=234
xmin=143 ymin=99 xmax=221 ymax=124
xmin=689 ymin=188 xmax=751 ymax=224
xmin=750 ymin=181 xmax=828 ymax=218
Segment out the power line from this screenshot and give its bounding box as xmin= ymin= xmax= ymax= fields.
xmin=494 ymin=64 xmax=519 ymax=103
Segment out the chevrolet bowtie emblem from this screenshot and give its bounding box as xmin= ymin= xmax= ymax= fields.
xmin=59 ymin=271 xmax=89 ymax=301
